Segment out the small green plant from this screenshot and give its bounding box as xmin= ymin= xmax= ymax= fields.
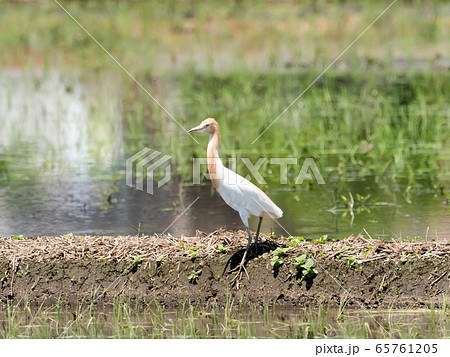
xmin=132 ymin=256 xmax=142 ymax=267
xmin=71 ymin=276 xmax=76 ymax=284
xmin=314 ymin=235 xmax=329 ymax=244
xmin=346 ymin=257 xmax=362 ymax=266
xmin=216 ymin=242 xmax=229 ymax=253
xmin=156 ymin=255 xmax=164 ymax=266
xmin=62 ymin=233 xmax=73 ymax=238
xmin=131 ymin=223 xmax=141 ymax=236
xmin=403 ymin=236 xmax=422 ymax=243
xmin=188 ymin=269 xmax=202 ymax=284
xmin=341 ymin=192 xmax=354 ymax=206
xmin=293 ymin=253 xmax=308 ymax=267
xmin=189 ymin=251 xmax=198 ymax=261
xmin=287 ymin=236 xmax=305 ymax=246
xmin=355 ymin=193 xmax=372 ymax=213
xmin=186 ymin=246 xmax=198 ymax=261
xmin=270 ymin=247 xmax=287 ymax=268
xmin=356 ymin=193 xmax=371 ymax=204
xmin=270 ymin=255 xmax=283 ymax=268
xmin=13 ymin=235 xmax=25 ymax=240
xmin=341 ymin=192 xmax=355 ymax=224
xmin=294 ymin=254 xmax=318 ymax=278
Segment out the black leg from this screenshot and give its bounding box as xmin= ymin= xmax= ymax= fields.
xmin=253 ymin=216 xmax=263 ymax=254
xmin=230 ymin=226 xmax=252 ymax=283
xmin=240 ymin=226 xmax=253 ymax=267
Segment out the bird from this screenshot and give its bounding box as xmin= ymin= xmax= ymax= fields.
xmin=188 ymin=118 xmax=283 ymax=282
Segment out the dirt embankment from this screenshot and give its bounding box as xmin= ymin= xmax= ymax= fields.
xmin=0 ymin=230 xmax=448 ymax=308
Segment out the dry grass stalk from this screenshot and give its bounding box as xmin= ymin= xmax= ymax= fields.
xmin=0 ymin=229 xmax=448 ymax=264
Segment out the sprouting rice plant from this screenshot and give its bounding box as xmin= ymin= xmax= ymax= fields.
xmin=216 ymin=242 xmax=229 ymax=253
xmin=314 ymin=235 xmax=329 ymax=244
xmin=156 ymin=255 xmax=164 ymax=266
xmin=185 ymin=246 xmax=198 ymax=261
xmin=347 ymin=257 xmax=362 ymax=266
xmin=132 ymin=256 xmax=142 ymax=267
xmin=188 ymin=269 xmax=202 ymax=284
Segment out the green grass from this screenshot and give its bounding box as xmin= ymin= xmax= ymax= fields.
xmin=1 ymin=0 xmax=449 ymax=189
xmin=0 ymin=296 xmax=449 ymax=338
xmin=162 ymin=70 xmax=450 ymax=189
xmin=1 ymin=0 xmax=449 ymax=74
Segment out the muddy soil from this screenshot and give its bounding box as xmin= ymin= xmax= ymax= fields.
xmin=0 ymin=231 xmax=448 ymax=308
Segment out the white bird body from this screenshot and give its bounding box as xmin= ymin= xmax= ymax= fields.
xmin=207 ymin=144 xmax=283 ymax=226
xmin=189 ymin=118 xmax=283 ymax=281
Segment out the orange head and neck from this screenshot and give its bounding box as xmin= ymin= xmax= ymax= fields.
xmin=188 ymin=118 xmax=221 ymax=190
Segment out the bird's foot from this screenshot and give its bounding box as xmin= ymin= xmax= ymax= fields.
xmin=229 ymin=263 xmax=249 ymax=285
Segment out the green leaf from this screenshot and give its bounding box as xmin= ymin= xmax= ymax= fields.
xmin=270 ymin=256 xmax=283 ymax=268
xmin=294 ymin=254 xmax=307 ymax=268
xmin=302 ymin=258 xmax=314 ymax=269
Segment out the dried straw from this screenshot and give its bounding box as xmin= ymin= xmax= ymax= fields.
xmin=0 ymin=229 xmax=448 ymax=264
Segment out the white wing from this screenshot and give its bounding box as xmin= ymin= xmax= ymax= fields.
xmin=217 ymin=166 xmax=283 ymax=220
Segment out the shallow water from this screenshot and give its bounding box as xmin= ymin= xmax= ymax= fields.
xmin=0 ymin=71 xmax=449 ymax=240
xmin=0 ymin=304 xmax=448 ymax=339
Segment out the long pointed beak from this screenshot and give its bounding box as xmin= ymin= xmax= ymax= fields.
xmin=188 ymin=125 xmax=203 ymax=133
